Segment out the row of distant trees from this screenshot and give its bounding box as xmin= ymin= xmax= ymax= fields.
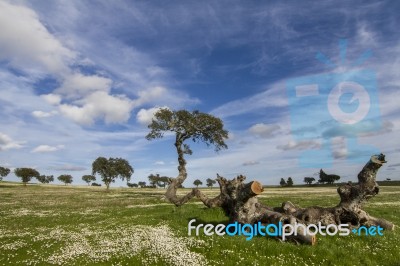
xmin=126 ymin=176 xmax=217 ymax=189
xmin=0 ymin=157 xmax=133 ymax=190
xmin=279 ymin=169 xmax=342 ymax=187
xmin=2 ymin=163 xmax=343 ymax=189
xmin=0 ymin=166 xmax=73 ymax=186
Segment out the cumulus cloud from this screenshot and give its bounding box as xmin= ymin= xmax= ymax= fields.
xmin=249 ymin=123 xmax=281 ymax=138
xmin=136 ymin=106 xmax=169 ymax=126
xmin=57 ymin=73 xmax=113 ymax=98
xmin=0 ymin=2 xmax=133 ymax=126
xmin=154 ymin=161 xmax=165 ymax=165
xmin=0 ymin=1 xmax=74 ymax=75
xmin=31 ymin=144 xmax=65 ymax=153
xmin=0 ymin=133 xmax=24 ymax=151
xmin=59 ymin=91 xmax=133 ymax=125
xmin=277 ymin=140 xmax=321 ymax=151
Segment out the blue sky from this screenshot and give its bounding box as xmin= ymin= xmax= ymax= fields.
xmin=1 ymin=0 xmax=399 ymax=186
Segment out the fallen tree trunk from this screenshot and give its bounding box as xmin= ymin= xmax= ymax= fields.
xmin=277 ymin=154 xmax=395 ymax=230
xmin=164 ymin=132 xmax=392 ymax=244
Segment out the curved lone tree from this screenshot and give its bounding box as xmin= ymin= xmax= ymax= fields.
xmin=147 ymin=109 xmax=394 ymax=245
xmin=92 ymin=157 xmax=133 ymax=190
xmin=146 ymin=109 xmax=228 ymax=205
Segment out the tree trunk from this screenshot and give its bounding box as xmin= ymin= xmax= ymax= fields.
xmin=277 ymin=154 xmax=394 ymax=230
xmin=164 ymin=147 xmax=393 ymax=244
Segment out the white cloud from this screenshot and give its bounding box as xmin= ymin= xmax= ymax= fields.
xmin=0 ymin=133 xmax=24 ymax=151
xmin=32 ymin=110 xmax=58 ymax=118
xmin=155 ymin=161 xmax=165 ymax=165
xmin=249 ymin=123 xmax=281 ymax=138
xmin=31 ymin=144 xmax=65 ymax=153
xmin=59 ymin=91 xmax=133 ymax=125
xmin=0 ymin=1 xmax=74 ymax=75
xmin=41 ymin=94 xmax=62 ymax=105
xmin=57 ymin=73 xmax=112 ymax=98
xmin=136 ymin=106 xmax=169 ymax=126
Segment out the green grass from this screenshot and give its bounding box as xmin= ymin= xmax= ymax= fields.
xmin=1 ymin=183 xmax=399 ymax=265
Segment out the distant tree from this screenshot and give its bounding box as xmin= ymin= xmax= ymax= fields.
xmin=206 ymin=178 xmax=217 ymax=188
xmin=92 ymin=157 xmax=134 ymax=190
xmin=304 ymin=177 xmax=316 ymax=186
xmin=138 ymin=181 xmax=146 ymax=187
xmin=193 ymin=179 xmax=202 ymax=188
xmin=91 ymin=182 xmax=102 ymax=186
xmin=386 ymin=178 xmax=391 ymax=181
xmin=37 ymin=175 xmax=54 ymax=184
xmin=127 ymin=182 xmax=138 ymax=188
xmin=319 ymin=169 xmax=340 ymax=184
xmin=82 ymin=175 xmax=96 ymax=186
xmin=287 ymin=177 xmax=294 ymax=187
xmin=0 ymin=166 xmax=10 ymax=181
xmin=148 ymin=174 xmax=158 ymax=188
xmin=14 ymin=168 xmax=40 ymax=186
xmin=157 ymin=176 xmax=170 ymax=188
xmin=148 ymin=173 xmax=170 ymax=188
xmin=58 ymin=174 xmax=73 ymax=185
xmin=279 ymin=178 xmax=287 ymax=187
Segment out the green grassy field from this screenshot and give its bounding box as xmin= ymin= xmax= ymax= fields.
xmin=0 ymin=183 xmax=399 ymax=266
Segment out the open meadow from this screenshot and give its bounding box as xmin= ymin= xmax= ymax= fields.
xmin=0 ymin=183 xmax=399 ymax=266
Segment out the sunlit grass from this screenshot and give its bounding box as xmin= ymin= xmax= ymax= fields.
xmin=0 ymin=183 xmax=399 ymax=265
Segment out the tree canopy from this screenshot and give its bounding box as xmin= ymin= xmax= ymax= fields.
xmin=82 ymin=175 xmax=96 ymax=185
xmin=319 ymin=169 xmax=340 ymax=184
xmin=92 ymin=157 xmax=133 ymax=190
xmin=0 ymin=166 xmax=10 ymax=181
xmin=206 ymin=178 xmax=216 ymax=188
xmin=148 ymin=174 xmax=170 ymax=188
xmin=58 ymin=174 xmax=73 ymax=185
xmin=304 ymin=177 xmax=316 ymax=185
xmin=287 ymin=177 xmax=294 ymax=187
xmin=279 ymin=178 xmax=287 ymax=187
xmin=138 ymin=181 xmax=146 ymax=187
xmin=127 ymin=182 xmax=138 ymax=188
xmin=37 ymin=175 xmax=54 ymax=184
xmin=193 ymin=179 xmax=203 ymax=188
xmin=14 ymin=168 xmax=40 ymax=186
xmin=146 ymin=109 xmax=229 ymax=153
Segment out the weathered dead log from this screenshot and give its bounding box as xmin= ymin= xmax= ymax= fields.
xmin=165 ymin=152 xmax=392 ymax=244
xmin=166 ymin=170 xmax=316 ymax=244
xmin=277 ymin=154 xmax=394 ymax=230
